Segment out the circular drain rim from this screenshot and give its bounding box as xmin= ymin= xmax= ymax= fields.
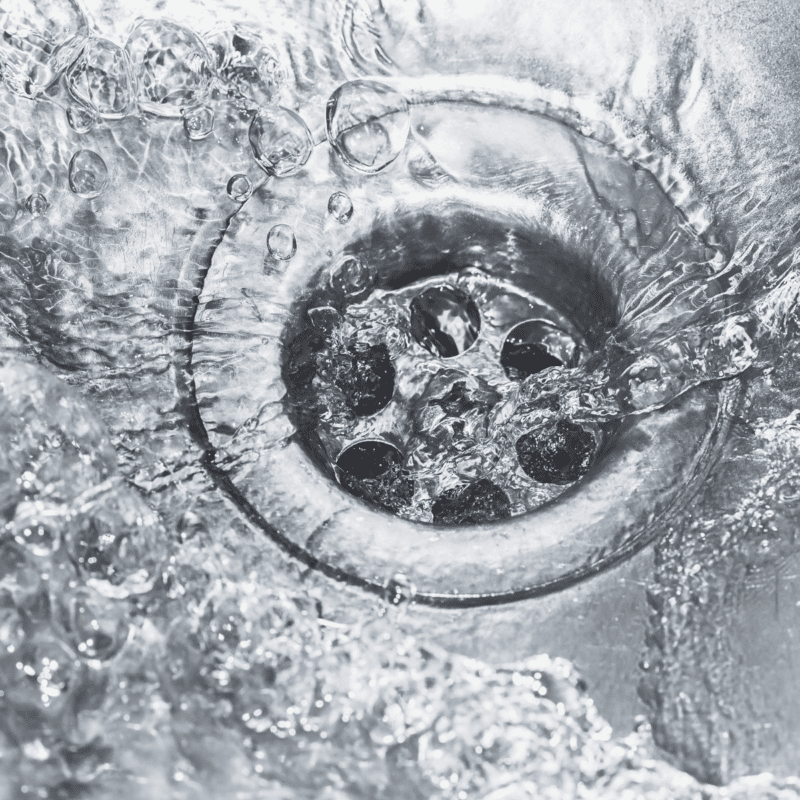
xmin=189 ymin=376 xmax=741 ymax=608
xmin=175 ymin=84 xmax=742 ymax=608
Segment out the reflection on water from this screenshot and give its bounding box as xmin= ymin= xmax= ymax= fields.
xmin=0 ymin=0 xmax=799 ymax=796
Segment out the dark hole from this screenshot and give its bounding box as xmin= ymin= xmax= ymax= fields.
xmin=336 ymin=440 xmax=415 ymax=512
xmin=409 ymin=285 xmax=480 ymax=358
xmin=515 ymin=419 xmax=596 ymax=485
xmin=333 ymin=342 xmax=396 ymax=416
xmin=501 ymin=320 xmax=574 ymax=379
xmin=431 ymin=478 xmax=511 ymax=524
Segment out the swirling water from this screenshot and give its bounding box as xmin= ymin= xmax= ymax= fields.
xmin=0 ymin=0 xmax=799 ymax=797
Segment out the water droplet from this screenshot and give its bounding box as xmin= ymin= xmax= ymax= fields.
xmin=9 ymin=501 xmax=62 ymax=556
xmin=0 ymin=166 xmax=18 ymax=222
xmin=516 ymin=420 xmax=596 ymax=485
xmin=59 ymin=586 xmax=129 ymax=661
xmin=183 ymin=105 xmax=215 ymax=140
xmin=267 ymin=224 xmax=297 ymax=260
xmin=336 ymin=440 xmax=413 ymax=512
xmin=68 ymin=150 xmax=109 ymax=199
xmin=328 ymin=191 xmax=353 ymax=223
xmin=249 ymin=106 xmax=313 ymax=177
xmin=326 ymin=80 xmax=410 ymax=173
xmin=330 ymin=256 xmax=372 ymax=297
xmin=66 ymin=105 xmax=96 ymax=134
xmin=501 ymin=320 xmax=577 ymax=379
xmin=333 ymin=342 xmax=395 ymax=416
xmin=0 ymin=0 xmax=88 ymax=98
xmin=432 ymin=479 xmax=511 ymax=524
xmin=65 ymin=36 xmax=135 ymax=118
xmin=24 ymin=193 xmax=48 ymax=217
xmin=226 ymin=173 xmax=253 ymax=202
xmin=125 ymin=19 xmax=214 ymax=117
xmin=410 ymin=285 xmax=481 ymax=357
xmin=383 ymin=573 xmax=417 ymax=606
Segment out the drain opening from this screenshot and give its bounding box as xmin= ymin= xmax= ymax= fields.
xmin=283 ymin=209 xmax=613 ymax=523
xmin=190 ymin=88 xmax=739 ymax=603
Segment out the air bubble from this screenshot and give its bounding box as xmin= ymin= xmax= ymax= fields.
xmin=501 ymin=320 xmax=576 ymax=379
xmin=183 ymin=105 xmax=215 ymax=140
xmin=125 ymin=19 xmax=214 ymax=117
xmin=249 ymin=106 xmax=313 ymax=178
xmin=328 ymin=191 xmax=353 ymax=223
xmin=9 ymin=502 xmax=61 ymax=556
xmin=516 ymin=420 xmax=596 ymax=485
xmin=58 ymin=586 xmax=129 ymax=661
xmin=326 ymin=80 xmax=410 ymax=173
xmin=68 ymin=150 xmax=109 ymax=199
xmin=226 ymin=173 xmax=253 ymax=202
xmin=25 ymin=193 xmax=48 ymax=217
xmin=336 ymin=440 xmax=413 ymax=512
xmin=330 ymin=257 xmax=372 ymax=297
xmin=410 ymin=285 xmax=481 ymax=357
xmin=65 ymin=37 xmax=135 ymax=119
xmin=267 ymin=224 xmax=297 ymax=260
xmin=67 ymin=105 xmax=96 ymax=134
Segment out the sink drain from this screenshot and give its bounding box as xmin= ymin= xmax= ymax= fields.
xmin=282 ymin=213 xmax=605 ymax=523
xmin=182 ymin=84 xmax=742 ymax=607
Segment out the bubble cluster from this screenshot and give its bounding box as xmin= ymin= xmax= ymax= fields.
xmin=68 ymin=150 xmax=109 ymax=199
xmin=0 ymin=0 xmax=87 ymax=98
xmin=326 ymin=80 xmax=410 ymax=173
xmin=66 ymin=36 xmax=135 ymax=119
xmin=249 ymin=106 xmax=314 ymax=177
xmin=125 ymin=19 xmax=214 ymax=117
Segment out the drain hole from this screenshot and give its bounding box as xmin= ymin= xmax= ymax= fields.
xmin=409 ymin=285 xmax=480 ymax=357
xmin=431 ymin=478 xmax=511 ymax=524
xmin=336 ymin=440 xmax=414 ymax=512
xmin=501 ymin=320 xmax=577 ymax=379
xmin=282 ymin=208 xmax=617 ymax=524
xmin=332 ymin=341 xmax=395 ymax=417
xmin=516 ymin=420 xmax=598 ymax=485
